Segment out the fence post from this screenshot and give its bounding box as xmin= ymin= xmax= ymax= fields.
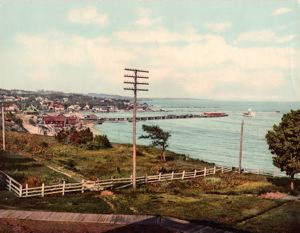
xmin=25 ymin=184 xmax=28 ymax=197
xmin=158 ymin=173 xmax=161 ymax=181
xmin=213 ymin=166 xmax=216 ymax=174
xmin=8 ymin=177 xmax=12 ymax=191
xmin=130 ymin=174 xmax=133 ymax=184
xmin=145 ymin=174 xmax=148 ymax=184
xmin=81 ymin=179 xmax=85 ymax=193
xmin=204 ymin=167 xmax=207 ymax=177
xmin=181 ymin=170 xmax=185 ymax=180
xmin=41 ymin=183 xmax=44 ymax=197
xmin=62 ymin=180 xmax=65 ymax=196
xmin=194 ymin=169 xmax=197 ymax=178
xmin=171 ymin=171 xmax=174 ymax=180
xmin=221 ymin=166 xmax=224 ymax=174
xmin=19 ymin=184 xmax=22 ymax=197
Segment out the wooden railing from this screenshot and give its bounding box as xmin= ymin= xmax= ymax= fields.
xmin=0 ymin=170 xmax=23 ymax=197
xmin=0 ymin=166 xmax=233 ymax=198
xmin=91 ymin=166 xmax=233 ymax=190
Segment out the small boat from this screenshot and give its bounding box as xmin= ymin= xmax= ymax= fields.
xmin=243 ymin=108 xmax=256 ymax=117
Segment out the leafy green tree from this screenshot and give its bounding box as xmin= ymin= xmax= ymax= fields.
xmin=139 ymin=125 xmax=171 ymax=161
xmin=266 ymin=110 xmax=300 ymax=192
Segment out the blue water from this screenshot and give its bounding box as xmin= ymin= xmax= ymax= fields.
xmin=91 ymin=99 xmax=300 ymax=172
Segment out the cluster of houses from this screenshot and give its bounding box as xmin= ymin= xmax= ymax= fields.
xmin=1 ymin=92 xmax=153 ymax=133
xmin=2 ymin=94 xmax=151 ymax=114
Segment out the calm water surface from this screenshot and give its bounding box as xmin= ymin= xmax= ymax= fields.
xmin=91 ymin=100 xmax=300 ymax=172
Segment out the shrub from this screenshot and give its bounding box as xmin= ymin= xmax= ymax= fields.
xmin=23 ymin=176 xmax=42 ymax=187
xmin=64 ymin=159 xmax=78 ymax=172
xmin=28 ymin=118 xmax=36 ymax=126
xmin=55 ymin=128 xmax=93 ymax=146
xmin=39 ymin=141 xmax=48 ymax=148
xmin=87 ymin=135 xmax=112 ymax=150
xmin=55 ymin=129 xmax=68 ymax=142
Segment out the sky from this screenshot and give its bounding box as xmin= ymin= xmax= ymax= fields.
xmin=0 ymin=0 xmax=300 ymax=101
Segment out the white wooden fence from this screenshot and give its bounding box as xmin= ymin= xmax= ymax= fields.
xmin=0 ymin=170 xmax=23 ymax=197
xmin=0 ymin=166 xmax=234 ymax=198
xmin=3 ymin=165 xmax=293 ymax=198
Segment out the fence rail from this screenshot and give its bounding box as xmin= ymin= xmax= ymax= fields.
xmin=0 ymin=165 xmax=236 ymax=198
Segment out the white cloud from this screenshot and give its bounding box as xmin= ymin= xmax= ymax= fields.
xmin=114 ymin=28 xmax=220 ymax=43
xmin=236 ymin=29 xmax=277 ymax=43
xmin=277 ymin=34 xmax=297 ymax=43
xmin=203 ymin=22 xmax=232 ymax=32
xmin=133 ymin=7 xmax=158 ymax=28
xmin=68 ymin=6 xmax=108 ymax=26
xmin=15 ymin=28 xmax=296 ymax=100
xmin=236 ymin=29 xmax=297 ymax=44
xmin=272 ymin=7 xmax=291 ymax=16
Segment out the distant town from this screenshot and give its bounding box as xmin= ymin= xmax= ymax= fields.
xmin=0 ymin=88 xmax=153 ymax=136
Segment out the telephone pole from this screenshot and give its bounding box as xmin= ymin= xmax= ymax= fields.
xmin=1 ymin=103 xmax=5 ymax=151
xmin=238 ymin=119 xmax=244 ymax=174
xmin=124 ymin=68 xmax=149 ymax=191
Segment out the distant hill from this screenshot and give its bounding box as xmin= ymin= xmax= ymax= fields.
xmin=87 ymin=93 xmax=130 ymax=100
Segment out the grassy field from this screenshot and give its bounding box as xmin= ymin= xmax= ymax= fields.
xmin=0 ymin=151 xmax=74 ymax=186
xmin=1 ymin=131 xmax=300 ymax=232
xmin=1 ymin=131 xmax=213 ymax=181
xmin=0 ymin=172 xmax=299 ymax=232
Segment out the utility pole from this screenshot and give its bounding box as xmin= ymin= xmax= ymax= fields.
xmin=124 ymin=68 xmax=149 ymax=191
xmin=1 ymin=103 xmax=5 ymax=151
xmin=238 ymin=119 xmax=244 ymax=174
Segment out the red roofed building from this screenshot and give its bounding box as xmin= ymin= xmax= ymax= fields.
xmin=43 ymin=114 xmax=77 ymax=127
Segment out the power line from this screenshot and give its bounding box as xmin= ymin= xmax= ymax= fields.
xmin=123 ymin=67 xmax=149 ymax=191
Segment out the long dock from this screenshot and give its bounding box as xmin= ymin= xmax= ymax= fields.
xmin=82 ymin=113 xmax=228 ymax=124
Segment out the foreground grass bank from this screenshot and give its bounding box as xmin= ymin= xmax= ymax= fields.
xmin=1 ymin=131 xmax=300 ymax=232
xmin=0 ymin=172 xmax=299 ymax=232
xmin=1 ymin=131 xmax=213 ymax=182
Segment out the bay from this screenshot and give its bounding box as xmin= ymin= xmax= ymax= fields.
xmin=92 ymin=99 xmax=300 ymax=172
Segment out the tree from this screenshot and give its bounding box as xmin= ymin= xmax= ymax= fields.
xmin=266 ymin=110 xmax=300 ymax=192
xmin=87 ymin=135 xmax=112 ymax=150
xmin=139 ymin=125 xmax=171 ymax=161
xmin=55 ymin=128 xmax=93 ymax=145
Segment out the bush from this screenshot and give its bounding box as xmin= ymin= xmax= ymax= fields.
xmin=23 ymin=176 xmax=42 ymax=187
xmin=28 ymin=118 xmax=36 ymax=126
xmin=55 ymin=129 xmax=68 ymax=142
xmin=64 ymin=159 xmax=78 ymax=172
xmin=87 ymin=135 xmax=112 ymax=150
xmin=39 ymin=141 xmax=48 ymax=148
xmin=55 ymin=128 xmax=93 ymax=146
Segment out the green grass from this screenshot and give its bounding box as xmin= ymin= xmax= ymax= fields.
xmin=0 ymin=173 xmax=296 ymax=232
xmin=0 ymin=191 xmax=112 ymax=214
xmin=107 ymin=192 xmax=282 ymax=225
xmin=0 ymin=151 xmax=74 ymax=186
xmin=1 ymin=132 xmax=300 ymax=232
xmin=237 ymin=201 xmax=300 ymax=233
xmin=3 ymin=131 xmax=213 ymax=180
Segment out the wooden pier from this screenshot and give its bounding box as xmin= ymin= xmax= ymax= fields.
xmin=82 ymin=112 xmax=228 ymax=124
